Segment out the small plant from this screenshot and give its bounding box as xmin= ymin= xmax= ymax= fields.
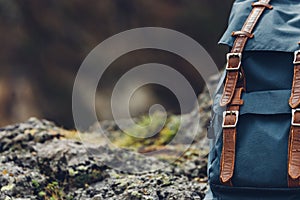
xmin=113 ymin=111 xmax=180 ymax=149
xmin=38 ymin=191 xmax=46 ymax=198
xmin=31 ymin=179 xmax=40 ymax=188
xmin=42 ymin=181 xmax=65 ymax=200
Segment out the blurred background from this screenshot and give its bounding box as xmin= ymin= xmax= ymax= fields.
xmin=0 ymin=0 xmax=233 ymax=129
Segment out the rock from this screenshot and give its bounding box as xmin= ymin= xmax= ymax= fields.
xmin=0 ymin=76 xmax=214 ymax=200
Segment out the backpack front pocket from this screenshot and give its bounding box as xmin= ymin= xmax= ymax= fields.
xmin=209 ymin=89 xmax=293 ymax=187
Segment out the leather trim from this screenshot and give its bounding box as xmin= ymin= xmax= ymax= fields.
xmin=289 ymin=65 xmax=300 ymax=108
xmin=220 ymin=88 xmax=244 ymax=185
xmin=252 ymin=2 xmax=273 ymax=9
xmin=231 ymin=31 xmax=254 ymax=39
xmin=288 ymin=126 xmax=300 ymax=187
xmin=288 ymin=48 xmax=300 ymax=187
xmin=220 ymin=71 xmax=239 ymax=106
xmin=219 ymin=0 xmax=271 ymax=186
xmin=220 ymin=0 xmax=271 ymax=106
xmin=220 ymin=127 xmax=236 ymax=185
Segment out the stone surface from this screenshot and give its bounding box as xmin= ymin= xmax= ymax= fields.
xmin=0 ymin=75 xmax=215 ymax=200
xmin=0 ymin=117 xmax=209 ymax=200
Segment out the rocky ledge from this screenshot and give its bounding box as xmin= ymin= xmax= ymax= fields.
xmin=0 ymin=83 xmax=214 ymax=200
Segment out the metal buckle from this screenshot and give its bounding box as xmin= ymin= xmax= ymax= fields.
xmin=222 ymin=110 xmax=239 ymax=128
xmin=291 ymin=109 xmax=300 ymax=126
xmin=293 ymin=50 xmax=300 ymax=65
xmin=226 ymin=53 xmax=242 ymax=71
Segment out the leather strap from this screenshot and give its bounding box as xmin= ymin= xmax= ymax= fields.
xmin=219 ymin=0 xmax=271 ymax=186
xmin=252 ymin=2 xmax=273 ymax=9
xmin=220 ymin=87 xmax=244 ymax=185
xmin=288 ymin=49 xmax=300 ymax=187
xmin=288 ymin=125 xmax=300 ymax=187
xmin=231 ymin=31 xmax=254 ymax=39
xmin=220 ymin=0 xmax=271 ymax=106
xmin=220 ymin=127 xmax=236 ymax=186
xmin=289 ymin=51 xmax=300 ymax=108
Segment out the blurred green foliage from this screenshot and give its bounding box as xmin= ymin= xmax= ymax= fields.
xmin=114 ymin=111 xmax=180 ymax=148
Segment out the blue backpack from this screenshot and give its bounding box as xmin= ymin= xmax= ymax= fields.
xmin=205 ymin=0 xmax=300 ymax=199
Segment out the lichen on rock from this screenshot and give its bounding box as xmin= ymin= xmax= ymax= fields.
xmin=0 ymin=77 xmax=214 ymax=199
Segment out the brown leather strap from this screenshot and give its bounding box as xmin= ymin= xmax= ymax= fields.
xmin=231 ymin=31 xmax=254 ymax=39
xmin=288 ymin=49 xmax=300 ymax=187
xmin=289 ymin=51 xmax=300 ymax=108
xmin=220 ymin=127 xmax=236 ymax=186
xmin=220 ymin=88 xmax=244 ymax=185
xmin=288 ymin=112 xmax=300 ymax=187
xmin=220 ymin=0 xmax=271 ymax=106
xmin=220 ymin=67 xmax=240 ymax=107
xmin=219 ymin=0 xmax=271 ymax=186
xmin=252 ymin=2 xmax=273 ymax=9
